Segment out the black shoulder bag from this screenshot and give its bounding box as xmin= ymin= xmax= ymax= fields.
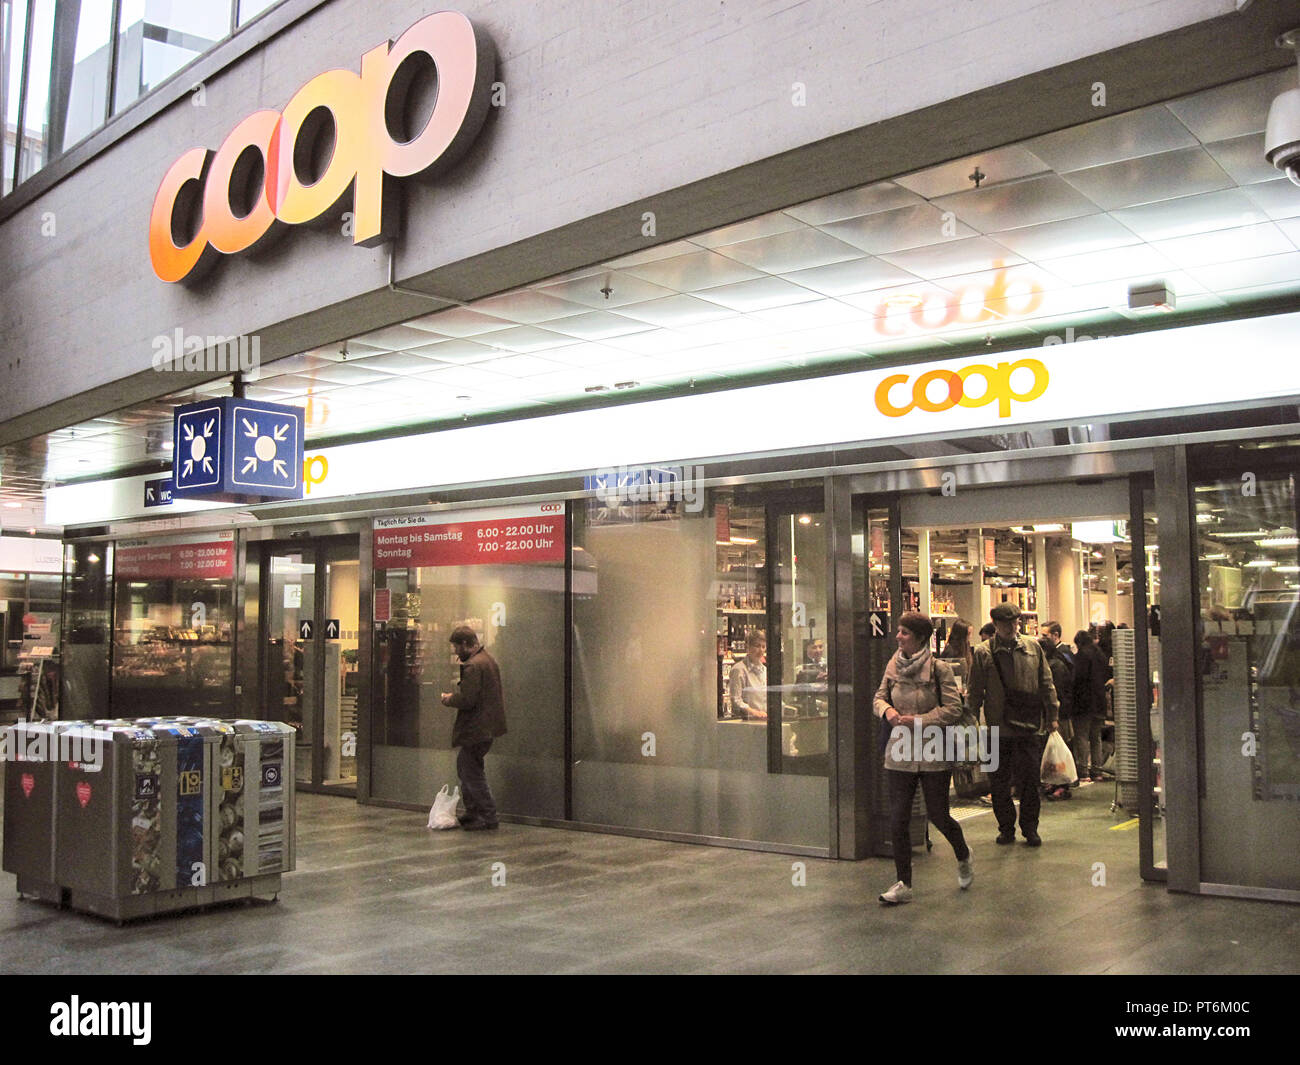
xmin=991 ymin=643 xmax=1044 ymax=732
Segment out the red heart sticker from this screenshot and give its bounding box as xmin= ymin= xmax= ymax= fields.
xmin=20 ymin=773 xmax=34 ymax=799
xmin=75 ymin=781 xmax=91 ymax=808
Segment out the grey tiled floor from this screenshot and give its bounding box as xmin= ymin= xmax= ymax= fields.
xmin=2 ymin=784 xmax=1297 ymax=974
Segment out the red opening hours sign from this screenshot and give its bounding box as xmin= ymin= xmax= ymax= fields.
xmin=115 ymin=535 xmax=235 ymax=579
xmin=373 ymin=503 xmax=565 ymax=569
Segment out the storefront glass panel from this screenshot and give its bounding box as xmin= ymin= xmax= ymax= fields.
xmin=1194 ymin=468 xmax=1300 ymax=891
xmin=370 ymin=507 xmax=565 ymax=818
xmin=61 ymin=541 xmax=111 ymax=720
xmin=1139 ymin=488 xmax=1166 ymax=871
xmin=572 ymin=488 xmax=828 ymax=847
xmin=111 ymin=570 xmax=234 ymax=719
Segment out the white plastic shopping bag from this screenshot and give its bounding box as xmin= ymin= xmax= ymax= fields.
xmin=427 ymin=784 xmax=461 ymax=830
xmin=1040 ymin=731 xmax=1077 ymax=787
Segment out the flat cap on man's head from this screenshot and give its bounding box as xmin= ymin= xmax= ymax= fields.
xmin=989 ymin=602 xmax=1022 ymax=623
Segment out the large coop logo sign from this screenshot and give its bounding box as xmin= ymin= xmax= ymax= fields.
xmin=149 ymin=11 xmax=496 ymax=283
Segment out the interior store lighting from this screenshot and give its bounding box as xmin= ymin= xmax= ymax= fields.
xmin=1256 ymin=536 xmax=1300 ymax=547
xmin=730 ymin=536 xmax=759 ymax=545
xmin=1246 ymin=559 xmax=1278 ymax=567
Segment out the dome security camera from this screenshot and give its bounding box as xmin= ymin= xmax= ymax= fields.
xmin=1266 ymin=29 xmax=1300 ymax=188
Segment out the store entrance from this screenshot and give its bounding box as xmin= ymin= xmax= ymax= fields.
xmin=254 ymin=536 xmax=360 ymax=794
xmin=853 ymin=476 xmax=1165 ymax=880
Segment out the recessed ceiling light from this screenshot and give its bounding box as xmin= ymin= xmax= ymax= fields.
xmin=3 ymin=502 xmax=22 ymax=509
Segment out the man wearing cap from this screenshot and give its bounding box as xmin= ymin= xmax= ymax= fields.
xmin=967 ymin=603 xmax=1060 ymax=846
xmin=439 ymin=625 xmax=508 ymax=830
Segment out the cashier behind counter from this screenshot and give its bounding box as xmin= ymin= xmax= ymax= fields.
xmin=729 ymin=631 xmax=767 ymax=721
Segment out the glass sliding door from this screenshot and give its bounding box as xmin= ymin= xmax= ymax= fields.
xmin=1191 ymin=459 xmax=1300 ymax=894
xmin=258 ymin=536 xmax=359 ymax=792
xmin=262 ymin=548 xmax=316 ymax=783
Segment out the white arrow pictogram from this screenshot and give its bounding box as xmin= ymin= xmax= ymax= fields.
xmin=180 ymin=417 xmax=216 ymax=478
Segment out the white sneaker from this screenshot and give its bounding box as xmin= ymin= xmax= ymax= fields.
xmin=878 ymin=881 xmax=913 ymax=905
xmin=957 ymin=849 xmax=974 ymax=890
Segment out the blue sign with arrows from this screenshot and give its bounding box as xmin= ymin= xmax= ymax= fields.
xmin=171 ymin=397 xmax=305 ymax=500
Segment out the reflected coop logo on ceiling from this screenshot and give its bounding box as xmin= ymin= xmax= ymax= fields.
xmin=874 ymin=358 xmax=1050 ymax=419
xmin=148 ymin=12 xmax=496 ymax=283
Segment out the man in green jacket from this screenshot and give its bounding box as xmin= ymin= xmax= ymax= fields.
xmin=967 ymin=603 xmax=1060 ymax=847
xmin=440 ymin=625 xmax=508 ymax=830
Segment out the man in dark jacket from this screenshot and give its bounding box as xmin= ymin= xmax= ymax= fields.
xmin=1071 ymin=629 xmax=1110 ymax=782
xmin=440 ymin=625 xmax=508 ymax=829
xmin=968 ymin=603 xmax=1059 ymax=846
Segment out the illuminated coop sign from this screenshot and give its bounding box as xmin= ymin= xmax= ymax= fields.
xmin=148 ymin=11 xmax=496 ymax=283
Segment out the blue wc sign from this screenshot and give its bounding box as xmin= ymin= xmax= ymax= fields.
xmin=171 ymin=397 xmax=304 ymax=500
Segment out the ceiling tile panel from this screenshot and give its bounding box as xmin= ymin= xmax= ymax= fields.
xmin=780 ymin=256 xmax=920 ymax=296
xmin=1038 ymin=244 xmax=1178 ymax=285
xmin=537 ymin=271 xmax=678 ymax=308
xmin=469 ymin=289 xmax=590 ymax=325
xmin=354 ymin=324 xmax=452 ymax=350
xmin=618 ymin=250 xmax=765 ymax=291
xmin=784 ymin=181 xmax=925 ymax=225
xmin=934 ymin=174 xmax=1101 ymax=233
xmin=539 ymin=342 xmax=643 ymax=367
xmin=545 ymin=311 xmax=656 ymax=341
xmin=821 ymin=204 xmax=978 ymax=255
xmin=712 ymin=228 xmax=864 ymax=273
xmin=599 ymin=329 xmax=708 ymax=356
xmin=692 ymin=210 xmax=804 ymax=248
xmin=1153 ymin=222 xmax=1293 ymax=270
xmin=602 ymin=239 xmax=700 ymax=269
xmin=692 ymin=276 xmax=824 ymax=312
xmin=613 ymin=294 xmax=734 ymax=328
xmin=1189 ymin=251 xmax=1300 ymax=293
xmin=1204 ymin=133 xmax=1287 ymax=186
xmin=1242 ymin=178 xmax=1300 ymax=220
xmin=1165 ymin=69 xmax=1297 ymax=143
xmin=405 ymin=307 xmax=515 ymax=337
xmin=305 ymin=365 xmax=394 ymax=386
xmin=471 ymin=326 xmax=574 ymax=353
xmin=893 ymin=145 xmax=1050 ymax=199
xmin=1110 ymin=187 xmax=1272 ymax=242
xmin=879 ymin=236 xmax=1026 ymax=280
xmin=485 ymin=354 xmax=569 ymax=378
xmin=1025 ymin=105 xmax=1198 ymax=173
xmin=989 ymin=213 xmax=1140 ymax=260
xmin=348 ymin=351 xmax=447 ymax=374
xmin=1061 ymin=147 xmax=1234 ymax=211
xmin=404 ymin=339 xmax=501 ymax=364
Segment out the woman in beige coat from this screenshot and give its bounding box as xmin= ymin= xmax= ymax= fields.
xmin=873 ymin=611 xmax=973 ymax=905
